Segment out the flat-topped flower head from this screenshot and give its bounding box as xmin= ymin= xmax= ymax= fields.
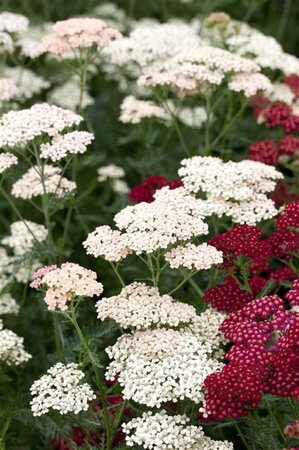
xmin=114 ymin=187 xmax=209 ymax=254
xmin=178 ymin=156 xmax=282 ymax=224
xmin=0 ymin=12 xmax=29 ymax=34
xmin=165 ymin=243 xmax=223 ymax=270
xmin=0 ymin=103 xmax=82 ymax=148
xmin=97 ymin=164 xmax=125 ymax=182
xmin=0 ymin=319 xmax=31 ymax=366
xmin=12 ymin=165 xmax=76 ymax=200
xmin=119 ymin=95 xmax=168 ymax=124
xmin=123 ymin=410 xmax=234 ymax=450
xmin=42 ymin=18 xmax=122 ymax=55
xmin=83 ymin=225 xmax=131 ymax=262
xmin=0 ymin=294 xmax=19 ymax=316
xmin=106 ymin=328 xmax=223 ymax=407
xmin=2 ymin=68 xmax=50 ymax=102
xmin=40 ymin=131 xmax=94 ymax=161
xmin=1 ymin=220 xmax=47 ymax=256
xmin=30 ymin=362 xmax=96 ymax=416
xmin=30 ymin=262 xmax=103 ymax=311
xmin=0 ymin=77 xmax=19 ymax=102
xmin=0 ymin=152 xmax=17 ymax=174
xmin=96 ymin=282 xmax=197 ymax=329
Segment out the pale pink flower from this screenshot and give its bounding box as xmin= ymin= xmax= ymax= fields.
xmin=31 ymin=262 xmax=103 ymax=311
xmin=42 ymin=18 xmax=122 ymax=55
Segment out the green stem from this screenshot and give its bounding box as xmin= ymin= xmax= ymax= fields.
xmin=265 ymin=398 xmax=285 ymax=443
xmin=0 ymin=184 xmax=39 ymax=244
xmin=168 ymin=270 xmax=197 ymax=295
xmin=232 ymin=419 xmax=251 ymax=450
xmin=68 ymin=300 xmax=113 ymax=450
xmin=110 ymin=262 xmax=125 ymax=288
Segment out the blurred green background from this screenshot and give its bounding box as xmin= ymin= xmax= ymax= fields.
xmin=1 ymin=0 xmax=298 ymax=54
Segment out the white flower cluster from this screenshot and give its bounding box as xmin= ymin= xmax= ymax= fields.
xmin=179 ymin=156 xmax=283 ymax=224
xmin=119 ymin=95 xmax=168 ymax=124
xmin=83 ymin=225 xmax=131 ymax=262
xmin=228 ymin=72 xmax=273 ymax=97
xmin=106 ymin=328 xmax=223 ymax=407
xmin=97 ymin=164 xmax=129 ymax=194
xmin=123 ymin=411 xmax=234 ymax=450
xmin=0 ymin=103 xmax=82 ymax=148
xmin=93 ymin=2 xmax=130 ymax=32
xmin=138 ymin=46 xmax=271 ymax=97
xmin=227 ymin=29 xmax=299 ymax=76
xmin=0 ymin=31 xmax=14 ymax=53
xmin=97 ymin=282 xmax=197 ymax=329
xmin=30 ymin=362 xmax=96 ymax=416
xmin=114 ymin=187 xmax=209 ymax=254
xmin=189 ymin=308 xmax=228 ymax=358
xmin=104 ymin=21 xmax=205 ymax=73
xmin=12 ymin=165 xmax=76 ymax=200
xmin=0 ymin=12 xmax=29 ymax=34
xmin=40 ymin=131 xmax=94 ymax=161
xmin=0 ymin=77 xmax=19 ymax=102
xmin=48 ymin=76 xmax=94 ymax=111
xmin=97 ymin=164 xmax=125 ymax=181
xmin=268 ymin=82 xmax=295 ymax=105
xmin=0 ymin=152 xmax=18 ymax=174
xmin=0 ymin=319 xmax=31 ymax=365
xmin=167 ymin=101 xmax=207 ymax=128
xmin=0 ymin=241 xmax=42 ymax=285
xmin=0 ymin=294 xmax=19 ymax=316
xmin=1 ymin=220 xmax=47 ymax=256
xmin=3 ymin=68 xmax=50 ymax=101
xmin=17 ymin=23 xmax=52 ymax=58
xmin=165 ymin=243 xmax=223 ymax=270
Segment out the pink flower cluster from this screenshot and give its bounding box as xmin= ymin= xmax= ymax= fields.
xmin=42 ymin=18 xmax=122 ymax=55
xmin=31 ymin=263 xmax=103 ymax=310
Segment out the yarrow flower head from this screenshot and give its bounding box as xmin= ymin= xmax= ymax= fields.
xmin=114 ymin=187 xmax=209 ymax=254
xmin=123 ymin=410 xmax=234 ymax=450
xmin=96 ymin=282 xmax=197 ymax=329
xmin=0 ymin=77 xmax=19 ymax=102
xmin=30 ymin=263 xmax=103 ymax=311
xmin=97 ymin=164 xmax=125 ymax=182
xmin=83 ymin=225 xmax=131 ymax=262
xmin=276 ymin=201 xmax=299 ymax=230
xmin=30 ymin=362 xmax=96 ymax=416
xmin=40 ymin=131 xmax=94 ymax=161
xmin=0 ymin=294 xmax=19 ymax=316
xmin=106 ymin=328 xmax=223 ymax=407
xmin=248 ymin=139 xmax=279 ymax=165
xmin=12 ymin=165 xmax=76 ymax=200
xmin=48 ymin=76 xmax=94 ymax=111
xmin=179 ymin=156 xmax=282 ymax=225
xmin=0 ymin=152 xmax=17 ymax=174
xmin=165 ymin=243 xmax=223 ymax=271
xmin=119 ymin=95 xmax=168 ymax=124
xmin=0 ymin=12 xmax=29 ymax=34
xmin=0 ymin=319 xmax=31 ymax=366
xmin=0 ymin=103 xmax=82 ymax=148
xmin=3 ymin=68 xmax=50 ymax=102
xmin=42 ymin=18 xmax=122 ymax=55
xmin=1 ymin=220 xmax=47 ymax=256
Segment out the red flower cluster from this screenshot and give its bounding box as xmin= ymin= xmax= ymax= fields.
xmin=129 ymin=175 xmax=183 ymax=203
xmin=248 ymin=139 xmax=279 ymax=165
xmin=203 ymin=277 xmax=254 ymax=312
xmin=265 ymin=102 xmax=299 ymax=133
xmin=248 ymin=135 xmax=299 ymax=166
xmin=276 ymin=201 xmax=299 ymax=230
xmin=283 ymin=74 xmax=299 ymax=97
xmin=209 ymin=225 xmax=271 ymax=270
xmin=270 ymin=182 xmax=299 ymax=208
xmin=202 ymin=287 xmax=299 ymax=421
xmin=202 ymin=363 xmax=263 ymax=420
xmin=285 ymin=279 xmax=299 ymax=307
